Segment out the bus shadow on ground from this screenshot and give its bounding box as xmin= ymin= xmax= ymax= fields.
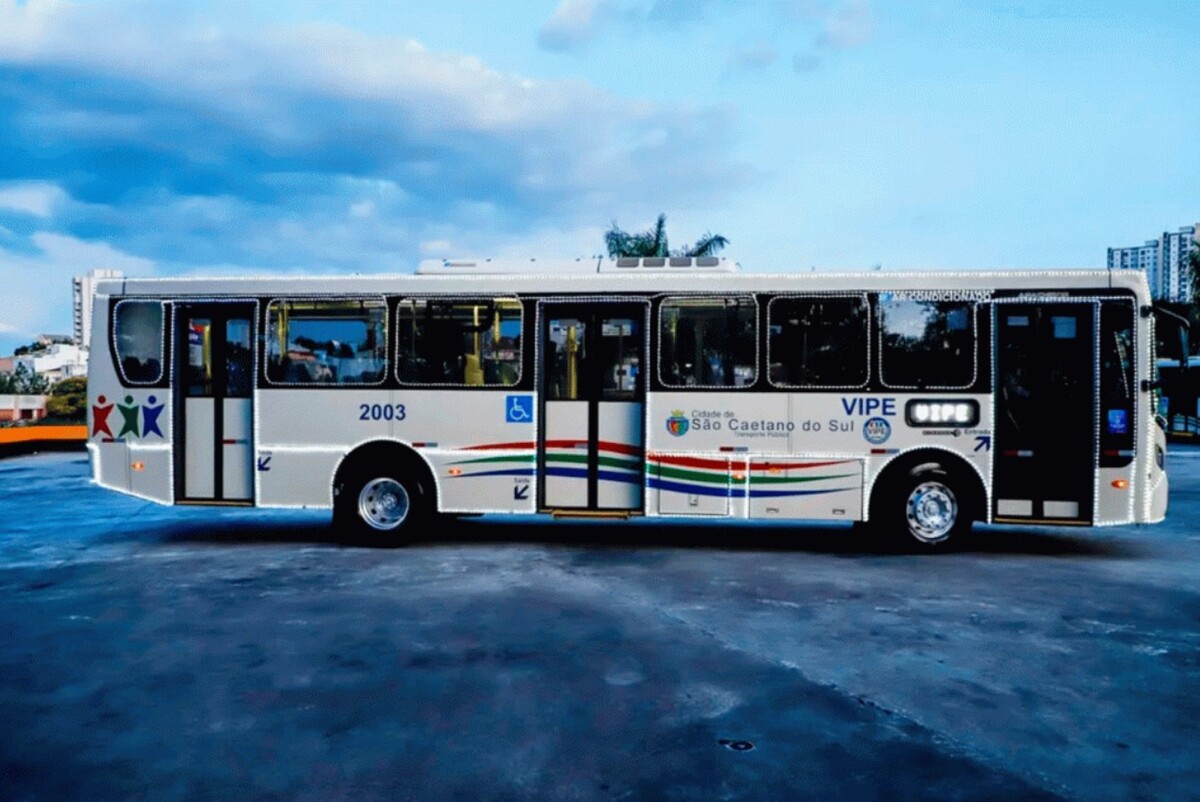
xmin=153 ymin=515 xmax=1140 ymax=559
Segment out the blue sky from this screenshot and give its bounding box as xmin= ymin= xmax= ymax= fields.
xmin=0 ymin=0 xmax=1197 ymax=354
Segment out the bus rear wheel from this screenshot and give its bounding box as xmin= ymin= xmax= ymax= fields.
xmin=335 ymin=470 xmax=427 ymax=545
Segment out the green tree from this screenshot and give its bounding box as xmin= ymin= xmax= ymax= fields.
xmin=0 ymin=363 xmax=50 ymax=395
xmin=1189 ymin=244 xmax=1200 ymax=307
xmin=46 ymin=376 xmax=88 ymax=420
xmin=604 ymin=213 xmax=729 ymax=259
xmin=1185 ymin=243 xmax=1200 ymax=354
xmin=11 ymin=340 xmax=46 ymax=357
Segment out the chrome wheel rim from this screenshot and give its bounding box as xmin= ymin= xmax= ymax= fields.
xmin=905 ymin=481 xmax=957 ymax=543
xmin=358 ymin=478 xmax=410 ymax=531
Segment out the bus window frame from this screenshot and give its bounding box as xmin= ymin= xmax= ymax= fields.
xmin=263 ymin=296 xmax=390 ymax=388
xmin=110 ymin=298 xmax=170 ymax=388
xmin=394 ymin=295 xmax=525 ymax=389
xmin=657 ymin=294 xmax=760 ymax=391
xmin=766 ymin=293 xmax=871 ymax=391
xmin=876 ymin=296 xmax=979 ymax=391
xmin=1099 ymin=297 xmax=1137 ymax=469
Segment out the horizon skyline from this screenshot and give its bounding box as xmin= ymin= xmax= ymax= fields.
xmin=1 ymin=0 xmax=1198 ymax=354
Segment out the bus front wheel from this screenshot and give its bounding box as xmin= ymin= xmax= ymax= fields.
xmin=873 ymin=462 xmax=973 ymax=548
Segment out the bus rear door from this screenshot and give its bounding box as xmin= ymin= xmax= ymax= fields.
xmin=539 ymin=302 xmax=647 ymax=513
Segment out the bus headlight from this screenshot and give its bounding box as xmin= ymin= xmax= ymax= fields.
xmin=905 ymin=400 xmax=979 ymax=428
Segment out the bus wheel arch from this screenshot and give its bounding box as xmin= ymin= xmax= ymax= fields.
xmin=867 ymin=448 xmax=985 ymax=547
xmin=332 ymin=440 xmax=438 ymax=543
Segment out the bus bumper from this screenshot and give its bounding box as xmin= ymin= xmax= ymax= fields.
xmin=1148 ymin=470 xmax=1168 ymax=524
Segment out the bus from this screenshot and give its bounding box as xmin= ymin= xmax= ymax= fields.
xmin=87 ymin=257 xmax=1169 ymax=547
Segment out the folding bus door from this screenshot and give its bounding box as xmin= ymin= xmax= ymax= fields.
xmin=993 ymin=302 xmax=1095 ymax=524
xmin=176 ymin=303 xmax=256 ymax=504
xmin=539 ymin=302 xmax=647 ymax=512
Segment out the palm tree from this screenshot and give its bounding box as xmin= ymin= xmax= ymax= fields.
xmin=1185 ymin=244 xmax=1200 ymax=353
xmin=604 ymin=214 xmax=729 ymax=259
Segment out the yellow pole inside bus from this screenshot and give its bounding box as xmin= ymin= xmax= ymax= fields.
xmin=566 ymin=324 xmax=578 ymax=400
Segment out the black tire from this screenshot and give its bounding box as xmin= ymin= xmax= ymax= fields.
xmin=877 ymin=463 xmax=972 ymax=548
xmin=333 ymin=467 xmax=428 ymax=546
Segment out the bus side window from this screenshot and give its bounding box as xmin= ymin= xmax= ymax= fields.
xmin=878 ymin=297 xmax=976 ymax=390
xmin=113 ymin=300 xmax=164 ymax=384
xmin=659 ymin=297 xmax=757 ymax=389
xmin=1100 ymin=301 xmax=1135 ymax=467
xmin=767 ymin=296 xmax=868 ymax=388
xmin=265 ymin=299 xmax=387 ymax=386
xmin=396 ymin=298 xmax=522 ymax=387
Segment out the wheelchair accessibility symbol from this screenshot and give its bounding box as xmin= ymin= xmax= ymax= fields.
xmin=506 ymin=395 xmax=533 ymax=423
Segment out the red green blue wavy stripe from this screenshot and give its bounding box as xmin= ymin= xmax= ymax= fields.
xmin=544 ymin=440 xmax=641 ymax=485
xmin=648 ymin=454 xmax=858 ymax=499
xmin=448 ymin=440 xmax=642 ymax=483
xmin=449 ymin=445 xmax=535 ymax=480
xmin=445 ymin=444 xmax=856 ymax=497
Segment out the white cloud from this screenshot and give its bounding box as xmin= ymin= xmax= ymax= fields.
xmin=783 ymin=0 xmax=874 ymax=68
xmin=818 ymin=0 xmax=874 ymax=49
xmin=0 ymin=181 xmax=68 ymax=217
xmin=30 ymin=232 xmax=155 ymax=273
xmin=538 ymin=0 xmax=616 ymax=52
xmin=0 ymin=0 xmax=62 ymax=58
xmin=0 ymin=232 xmax=154 ymax=344
xmin=0 ymin=4 xmax=642 ymax=140
xmin=0 ymin=1 xmax=742 ymax=196
xmin=349 ymin=201 xmax=376 ymax=219
xmin=537 ymin=0 xmax=719 ymax=51
xmin=0 ymin=1 xmax=748 ymax=292
xmin=485 ymin=224 xmax=609 ymax=260
xmin=171 ymin=262 xmax=320 ymax=279
xmin=792 ymin=53 xmax=821 ymax=73
xmin=726 ymin=43 xmax=778 ymax=73
xmin=419 ymin=239 xmax=454 ymax=255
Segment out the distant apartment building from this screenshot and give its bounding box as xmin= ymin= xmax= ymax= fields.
xmin=1162 ymin=225 xmax=1198 ymax=303
xmin=1108 ymin=222 xmax=1198 ymax=302
xmin=1108 ymin=239 xmax=1160 ymax=293
xmin=73 ymin=268 xmax=123 ymax=349
xmin=14 ymin=343 xmax=87 ymax=383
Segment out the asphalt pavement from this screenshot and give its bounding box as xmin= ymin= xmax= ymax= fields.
xmin=1 ymin=448 xmax=1199 ymax=800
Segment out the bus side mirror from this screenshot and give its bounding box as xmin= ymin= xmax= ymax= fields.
xmin=1150 ymin=305 xmax=1191 ymax=373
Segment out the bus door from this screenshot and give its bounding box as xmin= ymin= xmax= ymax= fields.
xmin=993 ymin=302 xmax=1096 ymax=524
xmin=539 ymin=302 xmax=647 ymax=512
xmin=175 ymin=303 xmax=256 ymax=504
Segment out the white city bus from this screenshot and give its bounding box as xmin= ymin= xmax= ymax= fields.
xmin=87 ymin=257 xmax=1169 ymax=546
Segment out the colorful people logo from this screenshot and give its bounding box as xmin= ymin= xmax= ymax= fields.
xmin=91 ymin=393 xmax=165 ymax=440
xmin=92 ymin=395 xmax=114 ymax=438
xmin=117 ymin=395 xmax=140 ymax=437
xmin=143 ymin=395 xmax=165 ymax=437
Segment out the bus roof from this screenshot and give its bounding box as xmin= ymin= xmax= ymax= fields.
xmin=96 ymin=264 xmax=1148 ymax=299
